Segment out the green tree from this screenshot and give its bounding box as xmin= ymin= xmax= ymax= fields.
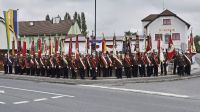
xmin=67 ymin=13 xmax=71 ymax=20
xmin=77 ymin=14 xmax=81 ymax=31
xmin=194 ymin=35 xmax=200 ymax=53
xmin=64 ymin=12 xmax=71 ymax=21
xmin=73 ymin=12 xmax=78 ymax=21
xmin=81 ymin=12 xmax=87 ymax=36
xmin=45 ymin=14 xmax=50 ymax=21
xmin=64 ymin=12 xmax=69 ymax=21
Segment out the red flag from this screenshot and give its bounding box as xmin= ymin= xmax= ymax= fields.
xmin=31 ymin=39 xmax=35 ymax=56
xmin=68 ymin=36 xmax=72 ymax=59
xmin=145 ymin=35 xmax=152 ymax=53
xmin=22 ymin=38 xmax=26 ymax=57
xmin=75 ymin=35 xmax=80 ymax=60
xmin=38 ymin=38 xmax=42 ymax=58
xmin=55 ymin=38 xmax=59 ymax=54
xmin=49 ymin=37 xmax=51 ymax=56
xmin=167 ymin=33 xmax=176 ymax=60
xmin=157 ymin=36 xmax=161 ymax=54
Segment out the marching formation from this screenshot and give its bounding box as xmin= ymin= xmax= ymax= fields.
xmin=3 ymin=49 xmax=192 ymax=80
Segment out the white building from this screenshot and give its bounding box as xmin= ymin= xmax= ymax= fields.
xmin=142 ymin=9 xmax=191 ymax=51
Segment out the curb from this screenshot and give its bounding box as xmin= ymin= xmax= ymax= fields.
xmin=0 ymin=72 xmax=200 ymax=85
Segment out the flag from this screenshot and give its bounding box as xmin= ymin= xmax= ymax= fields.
xmin=22 ymin=37 xmax=26 ymax=56
xmin=145 ymin=35 xmax=152 ymax=53
xmin=55 ymin=38 xmax=59 ymax=54
xmin=12 ymin=38 xmax=15 ymax=56
xmin=75 ymin=35 xmax=80 ymax=59
xmin=68 ymin=36 xmax=72 ymax=59
xmin=31 ymin=38 xmax=35 ymax=56
xmin=157 ymin=36 xmax=165 ymax=62
xmin=85 ymin=36 xmax=90 ymax=54
xmin=113 ymin=34 xmax=117 ymax=56
xmin=188 ymin=31 xmax=196 ymax=54
xmin=4 ymin=11 xmax=11 ymax=51
xmin=13 ymin=10 xmax=18 ymax=37
xmin=102 ymin=37 xmax=107 ymax=54
xmin=59 ymin=39 xmax=62 ymax=54
xmin=38 ymin=37 xmax=42 ymax=58
xmin=167 ymin=33 xmax=176 ymax=60
xmin=49 ymin=37 xmax=51 ymax=55
xmin=122 ymin=36 xmax=126 ymax=53
xmin=17 ymin=40 xmax=21 ymax=56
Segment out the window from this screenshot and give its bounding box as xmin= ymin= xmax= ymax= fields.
xmin=165 ymin=34 xmax=171 ymax=44
xmin=172 ymin=33 xmax=180 ymax=40
xmin=163 ymin=19 xmax=171 ymax=25
xmin=155 ymin=34 xmax=163 ymax=41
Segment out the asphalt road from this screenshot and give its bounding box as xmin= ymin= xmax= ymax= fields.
xmin=0 ymin=75 xmax=200 ymax=112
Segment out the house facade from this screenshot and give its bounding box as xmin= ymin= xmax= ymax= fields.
xmin=142 ymin=9 xmax=191 ymax=51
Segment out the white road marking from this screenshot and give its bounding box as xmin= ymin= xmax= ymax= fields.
xmin=33 ymin=98 xmax=47 ymax=102
xmin=0 ymin=102 xmax=6 ymax=104
xmin=79 ymin=85 xmax=190 ymax=98
xmin=13 ymin=101 xmax=29 ymax=105
xmin=51 ymin=96 xmax=65 ymax=99
xmin=0 ymin=90 xmax=5 ymax=94
xmin=0 ymin=85 xmax=75 ymax=98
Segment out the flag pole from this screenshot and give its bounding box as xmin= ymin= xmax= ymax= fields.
xmin=95 ymin=0 xmax=97 ymax=55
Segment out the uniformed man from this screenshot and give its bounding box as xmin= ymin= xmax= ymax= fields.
xmin=35 ymin=55 xmax=41 ymax=76
xmin=3 ymin=54 xmax=8 ymax=74
xmin=151 ymin=52 xmax=159 ymax=76
xmin=184 ymin=54 xmax=191 ymax=76
xmin=55 ymin=54 xmax=62 ymax=78
xmin=50 ymin=54 xmax=56 ymax=78
xmin=13 ymin=54 xmax=20 ymax=74
xmin=123 ymin=52 xmax=132 ymax=78
xmin=20 ymin=55 xmax=26 ymax=75
xmin=177 ymin=54 xmax=185 ymax=76
xmin=113 ymin=54 xmax=123 ymax=79
xmin=30 ymin=55 xmax=35 ymax=76
xmin=90 ymin=54 xmax=97 ymax=80
xmin=8 ymin=54 xmax=13 ymax=74
xmin=40 ymin=55 xmax=46 ymax=76
xmin=45 ymin=55 xmax=51 ymax=77
xmin=62 ymin=55 xmax=69 ymax=78
xmin=130 ymin=54 xmax=138 ymax=77
xmin=25 ymin=55 xmax=31 ymax=75
xmin=100 ymin=53 xmax=109 ymax=77
xmin=78 ymin=55 xmax=86 ymax=79
xmin=71 ymin=56 xmax=78 ymax=79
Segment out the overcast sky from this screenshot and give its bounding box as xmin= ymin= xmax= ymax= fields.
xmin=1 ymin=0 xmax=200 ymax=36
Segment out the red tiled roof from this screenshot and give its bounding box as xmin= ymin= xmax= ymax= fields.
xmin=19 ymin=20 xmax=74 ymax=36
xmin=142 ymin=9 xmax=190 ymax=28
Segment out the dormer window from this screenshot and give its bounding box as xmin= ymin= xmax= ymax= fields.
xmin=163 ymin=19 xmax=171 ymax=25
xmin=29 ymin=21 xmax=34 ymax=26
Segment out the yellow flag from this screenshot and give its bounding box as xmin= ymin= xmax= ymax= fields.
xmin=4 ymin=11 xmax=11 ymax=51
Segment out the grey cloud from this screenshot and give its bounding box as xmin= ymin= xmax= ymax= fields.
xmin=1 ymin=0 xmax=200 ymax=36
